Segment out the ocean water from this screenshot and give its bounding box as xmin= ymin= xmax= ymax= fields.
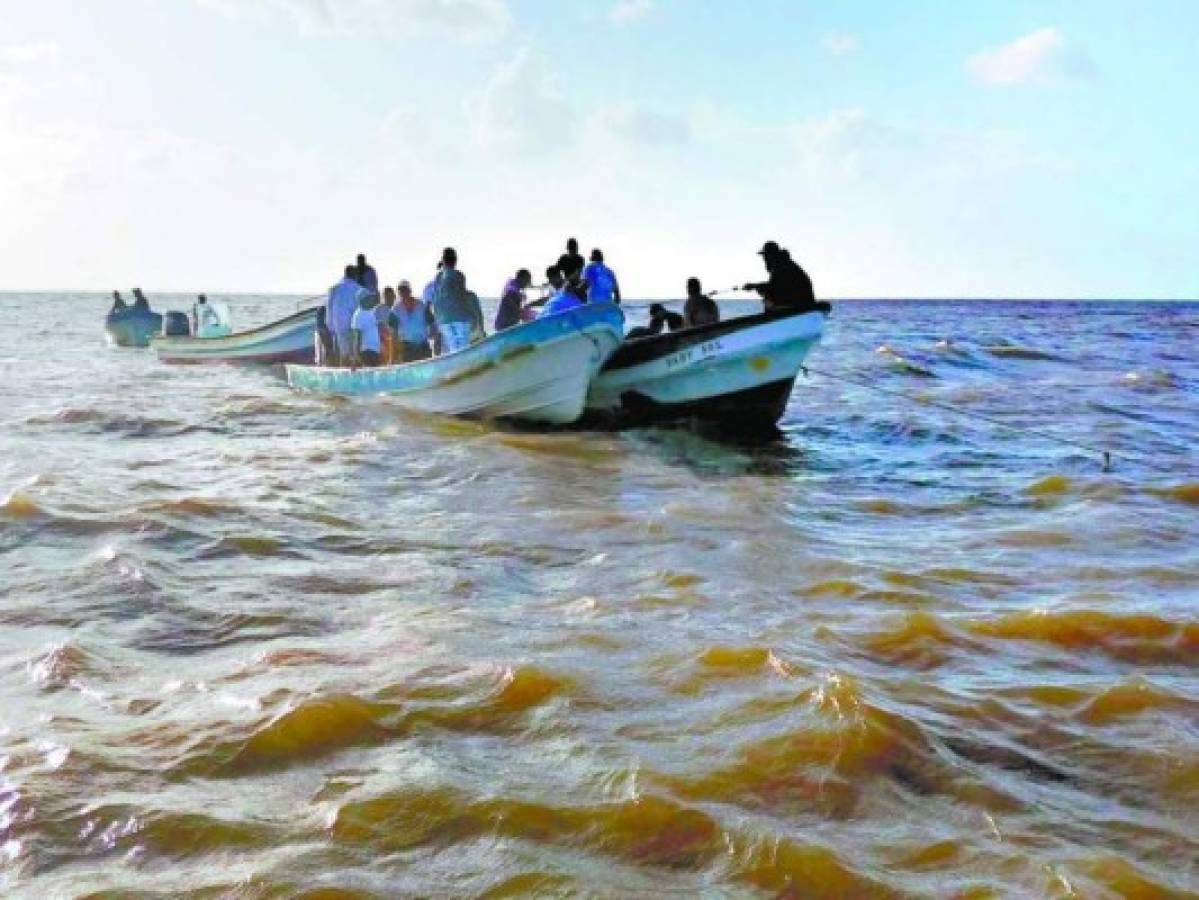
xmin=1 ymin=293 xmax=1197 ymax=898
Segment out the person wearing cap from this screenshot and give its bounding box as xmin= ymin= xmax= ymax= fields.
xmin=430 ymin=248 xmax=476 ymax=354
xmin=395 ymin=279 xmax=432 ymax=362
xmin=582 ymin=248 xmax=621 ymax=305
xmin=495 ymin=269 xmax=532 ymax=331
xmin=743 ymin=241 xmax=818 ymax=312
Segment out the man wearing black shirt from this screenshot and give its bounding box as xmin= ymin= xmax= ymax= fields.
xmin=556 ymin=237 xmax=585 ymax=281
xmin=743 ymin=241 xmax=818 ymax=311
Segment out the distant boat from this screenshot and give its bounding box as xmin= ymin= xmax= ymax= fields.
xmin=286 ymin=304 xmax=625 ymax=425
xmin=586 ymin=306 xmax=828 ymax=431
xmin=104 ymin=306 xmax=162 ymax=348
xmin=151 ymin=307 xmax=318 ymax=365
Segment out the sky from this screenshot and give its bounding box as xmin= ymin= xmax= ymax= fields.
xmin=1 ymin=0 xmax=1196 ymax=298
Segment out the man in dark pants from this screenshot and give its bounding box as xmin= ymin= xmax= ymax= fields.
xmin=743 ymin=241 xmax=818 ymax=311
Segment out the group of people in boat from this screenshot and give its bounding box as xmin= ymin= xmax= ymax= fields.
xmin=318 ymin=237 xmax=820 ymax=370
xmin=109 ymin=288 xmax=153 ymax=314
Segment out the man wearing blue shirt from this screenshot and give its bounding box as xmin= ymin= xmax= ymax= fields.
xmin=327 ymin=265 xmax=368 ymax=365
xmin=582 ymin=248 xmax=621 ymax=305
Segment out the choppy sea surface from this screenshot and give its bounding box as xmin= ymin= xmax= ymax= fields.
xmin=1 ymin=293 xmax=1197 ymax=899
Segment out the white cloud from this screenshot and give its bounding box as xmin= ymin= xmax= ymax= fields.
xmin=609 ymin=0 xmax=653 ymax=26
xmin=196 ymin=0 xmax=512 ymax=41
xmin=591 ymin=104 xmax=690 ymax=148
xmin=464 ymin=48 xmax=577 ymax=157
xmin=0 ymin=40 xmax=59 ymax=74
xmin=821 ymin=32 xmax=861 ymax=57
xmin=967 ymin=27 xmax=1090 ymax=87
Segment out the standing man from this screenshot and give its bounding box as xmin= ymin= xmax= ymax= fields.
xmin=430 ymin=247 xmax=475 ymax=355
xmin=394 ymin=280 xmax=432 ymax=362
xmin=355 ymin=253 xmax=379 ymax=294
xmin=582 ymin=248 xmax=621 ymax=305
xmin=557 ymin=238 xmax=585 ymax=281
xmin=327 ymin=264 xmax=366 ymax=365
xmin=495 ymin=269 xmax=532 ymax=331
xmin=743 ymin=241 xmax=818 ymax=312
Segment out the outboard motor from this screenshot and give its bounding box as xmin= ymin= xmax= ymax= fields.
xmin=162 ymin=311 xmax=191 ymax=337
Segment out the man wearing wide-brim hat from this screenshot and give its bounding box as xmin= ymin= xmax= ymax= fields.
xmin=743 ymin=240 xmax=820 ymax=312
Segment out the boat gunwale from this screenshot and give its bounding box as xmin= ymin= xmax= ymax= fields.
xmin=286 ymin=303 xmax=624 ymax=395
xmin=150 ymin=306 xmax=319 ymax=353
xmin=602 ymin=304 xmax=829 ymax=371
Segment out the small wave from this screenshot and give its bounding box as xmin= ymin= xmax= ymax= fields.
xmin=1150 ymin=483 xmax=1199 ymax=506
xmin=30 ymin=407 xmax=211 ymax=438
xmin=0 ymin=489 xmax=41 ymax=518
xmin=970 ymin=609 xmax=1199 ymax=665
xmin=141 ymin=497 xmax=243 ymax=518
xmin=1076 ymin=678 xmax=1190 ymax=725
xmin=983 ymin=345 xmax=1062 ymax=361
xmin=331 ymin=788 xmax=890 ymax=897
xmin=875 ymin=345 xmax=936 ymax=377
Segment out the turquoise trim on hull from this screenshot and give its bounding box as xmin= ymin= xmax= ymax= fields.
xmin=288 ymin=304 xmax=624 ymax=397
xmin=105 ymin=309 xmax=162 ymax=348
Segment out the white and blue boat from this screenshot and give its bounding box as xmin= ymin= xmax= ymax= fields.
xmin=152 ymin=307 xmax=317 ymax=365
xmin=586 ymin=306 xmax=830 ymax=431
xmin=104 ymin=306 xmax=162 ymax=348
xmin=286 ymin=304 xmax=625 ymax=425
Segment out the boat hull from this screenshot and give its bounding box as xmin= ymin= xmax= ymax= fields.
xmin=151 ymin=308 xmax=318 ymax=365
xmin=586 ymin=308 xmax=826 ymax=430
xmin=105 ymin=309 xmax=163 ymax=348
xmin=286 ymin=304 xmax=625 ymax=425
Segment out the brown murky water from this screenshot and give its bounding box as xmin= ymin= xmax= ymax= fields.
xmin=1 ymin=294 xmax=1197 ymax=897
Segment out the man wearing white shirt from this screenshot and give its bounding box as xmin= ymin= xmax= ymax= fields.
xmin=350 ymin=294 xmax=382 ymax=368
xmin=327 ymin=265 xmax=366 ymax=365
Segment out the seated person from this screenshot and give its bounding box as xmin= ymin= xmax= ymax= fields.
xmin=626 ymin=303 xmax=684 ymax=340
xmin=527 ymin=265 xmax=581 ymax=319
xmin=132 ymin=288 xmax=151 ymax=311
xmin=350 ymin=294 xmax=382 ymax=367
xmin=683 ymin=278 xmax=720 ymax=328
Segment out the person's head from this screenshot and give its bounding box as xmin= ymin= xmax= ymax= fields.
xmin=383 ymin=285 xmax=396 ymax=305
xmin=546 ymin=265 xmax=564 ymax=289
xmin=686 ymin=277 xmax=702 ymax=298
xmin=398 ymin=279 xmax=413 ymax=301
xmin=112 ymin=290 xmax=121 ymax=300
xmin=359 ymin=292 xmax=374 ymax=310
xmin=197 ymin=294 xmax=207 ymax=304
xmin=344 ymin=264 xmax=357 ymax=279
xmin=516 ymin=269 xmax=532 ymax=289
xmin=648 ymin=303 xmax=666 ymax=319
xmin=590 ymin=248 xmax=603 ymax=263
xmin=133 ymin=287 xmax=144 ymax=298
xmin=566 ymin=237 xmax=579 ymax=255
xmin=441 ymin=247 xmax=457 ymax=268
xmin=758 ymin=240 xmax=784 ymax=267
xmin=357 ymin=253 xmax=367 ymax=268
